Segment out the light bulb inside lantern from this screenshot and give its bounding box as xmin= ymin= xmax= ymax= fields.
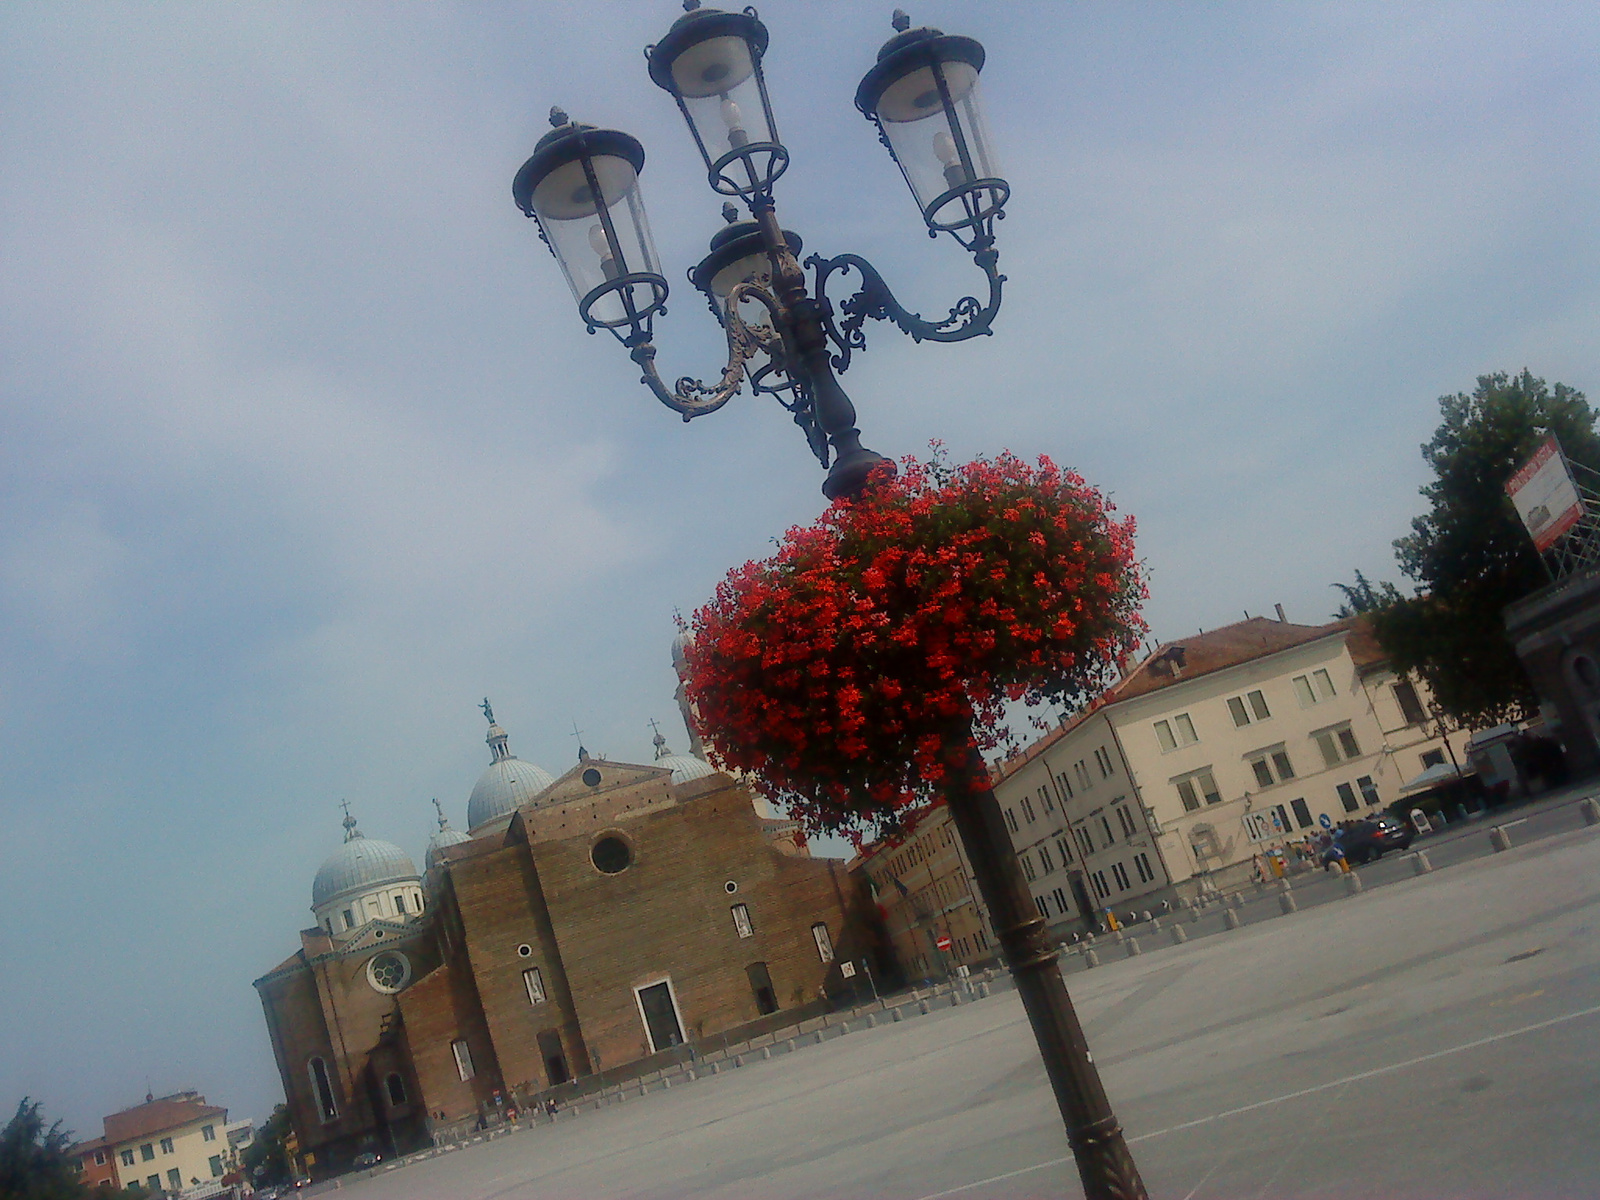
xmin=933 ymin=129 xmax=968 ymax=189
xmin=587 ymin=222 xmax=619 ymax=280
xmin=720 ymin=96 xmax=750 ymax=149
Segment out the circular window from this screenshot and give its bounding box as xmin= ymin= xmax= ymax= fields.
xmin=591 ymin=835 xmax=632 ymax=874
xmin=517 ymin=943 xmax=533 ymax=958
xmin=366 ymin=951 xmax=411 ymax=994
xmin=582 ymin=767 xmax=603 ymax=787
xmin=724 ymin=880 xmax=739 ymax=894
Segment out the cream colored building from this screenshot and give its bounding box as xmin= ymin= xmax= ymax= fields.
xmin=99 ymin=1091 xmax=244 ymax=1196
xmin=993 ymin=615 xmax=1468 ymax=927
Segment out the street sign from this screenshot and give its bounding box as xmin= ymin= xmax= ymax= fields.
xmin=936 ymin=934 xmax=953 ymax=951
xmin=839 ymin=961 xmax=856 ymax=978
xmin=1319 ymin=813 xmax=1333 ymax=829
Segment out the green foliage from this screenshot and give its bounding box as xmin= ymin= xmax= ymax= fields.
xmin=0 ymin=1097 xmax=83 ymax=1200
xmin=240 ymin=1105 xmax=292 ymax=1189
xmin=1358 ymin=371 xmax=1600 ymax=727
xmin=1332 ymin=569 xmax=1403 ymax=618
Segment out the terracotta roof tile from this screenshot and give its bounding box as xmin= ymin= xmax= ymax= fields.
xmin=103 ymin=1097 xmax=226 ymax=1146
xmin=1111 ymin=616 xmax=1345 ymax=701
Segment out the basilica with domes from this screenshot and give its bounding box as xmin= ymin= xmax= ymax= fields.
xmin=254 ymin=698 xmax=868 ymax=1179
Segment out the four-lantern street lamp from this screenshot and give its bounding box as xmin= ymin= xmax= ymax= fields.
xmin=511 ymin=6 xmax=1149 ymax=1198
xmin=512 ymin=2 xmax=1005 ymax=499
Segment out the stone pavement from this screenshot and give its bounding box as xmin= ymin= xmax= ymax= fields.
xmin=321 ymin=813 xmax=1600 ymax=1198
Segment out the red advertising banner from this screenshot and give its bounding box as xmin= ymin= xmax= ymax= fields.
xmin=1506 ymin=437 xmax=1584 ymax=552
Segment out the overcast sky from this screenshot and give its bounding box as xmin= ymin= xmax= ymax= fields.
xmin=3 ymin=1 xmax=1596 ymax=1135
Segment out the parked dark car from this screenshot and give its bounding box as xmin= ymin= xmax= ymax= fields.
xmin=1323 ymin=816 xmax=1414 ymax=866
xmin=352 ymin=1151 xmax=383 ymax=1169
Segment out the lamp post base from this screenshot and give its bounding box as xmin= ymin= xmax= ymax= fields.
xmin=943 ymin=728 xmax=1149 ymax=1200
xmin=822 ymin=446 xmax=895 ymax=500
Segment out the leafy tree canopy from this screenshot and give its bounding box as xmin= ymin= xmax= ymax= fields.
xmin=1342 ymin=371 xmax=1599 ymax=727
xmin=0 ymin=1097 xmax=82 ymax=1200
xmin=240 ymin=1105 xmax=293 ymax=1189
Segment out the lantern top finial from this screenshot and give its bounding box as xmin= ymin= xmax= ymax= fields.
xmin=548 ymin=105 xmax=569 ymax=128
xmin=683 ymin=0 xmax=700 ymax=10
xmin=721 ymin=201 xmax=739 ymax=223
xmin=891 ymin=9 xmax=910 ymax=32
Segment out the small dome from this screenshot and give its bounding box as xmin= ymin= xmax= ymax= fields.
xmin=426 ymin=797 xmax=473 ymax=869
xmin=312 ymin=836 xmax=420 ymax=910
xmin=468 ymin=758 xmax=556 ymax=830
xmin=660 ymin=754 xmax=716 ymax=785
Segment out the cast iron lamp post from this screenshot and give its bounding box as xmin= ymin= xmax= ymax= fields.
xmin=512 ymin=7 xmax=1148 ymax=1197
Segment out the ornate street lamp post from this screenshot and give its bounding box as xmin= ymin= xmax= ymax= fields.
xmin=512 ymin=7 xmax=1148 ymax=1197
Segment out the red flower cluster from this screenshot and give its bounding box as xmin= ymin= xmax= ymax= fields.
xmin=684 ymin=448 xmax=1147 ymax=839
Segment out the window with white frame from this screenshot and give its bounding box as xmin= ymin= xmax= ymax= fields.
xmin=120 ymin=1151 xmax=135 ymax=1169
xmin=1110 ymin=862 xmax=1131 ymax=890
xmin=1052 ymin=886 xmax=1070 ymax=915
xmin=1074 ymin=826 xmax=1094 ymax=857
xmin=731 ymin=903 xmax=754 ymax=938
xmin=452 ymin=1039 xmax=475 ymax=1081
xmin=1227 ymin=689 xmax=1272 ymax=727
xmin=1394 ymin=679 xmax=1427 ymax=725
xmin=309 ymin=1057 xmax=339 ymax=1122
xmin=1074 ymin=760 xmax=1093 ymax=790
xmin=1038 ymin=843 xmax=1054 ymax=873
xmin=1247 ymin=745 xmax=1296 ymax=788
xmin=1173 ymin=767 xmax=1222 ymax=811
xmin=159 ymin=1138 xmax=174 ymax=1155
xmin=1133 ymin=852 xmax=1154 ymax=883
xmin=1115 ymin=805 xmax=1137 ymax=838
xmin=1020 ymin=795 xmax=1036 ymax=823
xmin=523 ymin=966 xmax=546 ymax=1005
xmin=1336 ymin=782 xmax=1360 ymax=812
xmin=1055 ymin=771 xmax=1074 ymax=802
xmin=1357 ymin=775 xmax=1381 ymax=806
xmin=811 ymin=922 xmax=834 ymax=962
xmin=1098 ymin=814 xmax=1115 ymax=847
xmin=1034 ymin=895 xmax=1049 ymax=918
xmin=1057 ymin=835 xmax=1074 ymax=864
xmin=1021 ymin=853 xmax=1036 ymax=882
xmin=1293 ymin=668 xmax=1337 ymax=707
xmin=1154 ymin=713 xmax=1199 ymax=752
xmin=1314 ymin=723 xmax=1362 ymax=768
xmin=1004 ymin=808 xmax=1019 ymax=833
xmin=1091 ymin=871 xmax=1110 ymax=899
xmin=1094 ymin=747 xmax=1114 ymax=777
xmin=1039 ymin=784 xmax=1055 ymax=813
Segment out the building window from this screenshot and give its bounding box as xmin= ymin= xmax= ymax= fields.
xmin=394 ymin=893 xmax=407 ymax=915
xmin=1394 ymin=679 xmax=1427 ymax=726
xmin=1294 ymin=668 xmax=1337 ymax=707
xmin=342 ymin=908 xmax=355 ymax=930
xmin=209 ymin=1155 xmax=224 ymax=1177
xmin=147 ymin=1177 xmax=159 ymax=1191
xmin=386 ymin=1072 xmax=408 ymax=1106
xmin=1091 ymin=871 xmax=1110 ymax=899
xmin=1133 ymin=852 xmax=1154 ymax=883
xmin=1357 ymin=775 xmax=1381 ymax=806
xmin=811 ymin=922 xmax=834 ymax=963
xmin=1315 ymin=724 xmax=1362 ymax=767
xmin=1038 ymin=844 xmax=1054 ymax=873
xmin=309 ymin=1057 xmax=339 ymax=1122
xmin=1074 ymin=826 xmax=1094 ymax=857
xmin=166 ymin=1168 xmax=182 ymax=1189
xmin=1116 ymin=805 xmax=1138 ymax=838
xmin=1154 ymin=713 xmax=1199 ymax=752
xmin=1052 ymin=886 xmax=1071 ymax=915
xmin=452 ymin=1039 xmax=475 ymax=1081
xmin=140 ymin=1145 xmax=154 ymax=1163
xmin=366 ymin=951 xmax=411 ymax=994
xmin=1248 ymin=747 xmax=1295 ymax=789
xmin=1290 ymin=797 xmax=1313 ymax=828
xmin=1056 ymin=771 xmax=1074 ymax=801
xmin=591 ymin=834 xmax=632 ymax=874
xmin=1020 ymin=795 xmax=1036 ymax=823
xmin=1020 ymin=853 xmax=1036 ymax=882
xmin=1039 ymin=785 xmax=1055 ymax=813
xmin=523 ymin=966 xmax=547 ymax=1006
xmin=1034 ymin=895 xmax=1049 ymax=918
xmin=1057 ymin=836 xmax=1074 ymax=864
xmin=1174 ymin=767 xmax=1222 ymax=811
xmin=159 ymin=1138 xmax=174 ymax=1155
xmin=1110 ymin=862 xmax=1131 ymax=891
xmin=731 ymin=903 xmax=754 ymax=938
xmin=1094 ymin=747 xmax=1113 ymax=777
xmin=1337 ymin=782 xmax=1360 ymax=813
xmin=120 ymin=1150 xmax=134 ymax=1168
xmin=1420 ymin=748 xmax=1446 ymax=769
xmin=94 ymin=1151 xmax=106 ymax=1167
xmin=1004 ymin=808 xmax=1019 ymax=834
xmin=1227 ymin=689 xmax=1272 ymax=727
xmin=1098 ymin=815 xmax=1115 ymax=847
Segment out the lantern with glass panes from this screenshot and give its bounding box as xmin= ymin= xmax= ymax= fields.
xmin=512 ymin=5 xmax=1010 ymax=500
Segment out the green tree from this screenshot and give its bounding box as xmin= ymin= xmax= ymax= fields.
xmin=240 ymin=1105 xmax=292 ymax=1190
xmin=1332 ymin=569 xmax=1403 ymax=618
xmin=0 ymin=1097 xmax=83 ymax=1200
xmin=1360 ymin=370 xmax=1600 ymax=727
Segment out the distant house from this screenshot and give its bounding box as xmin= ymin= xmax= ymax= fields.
xmin=992 ymin=614 xmax=1468 ymax=929
xmin=73 ymin=1091 xmax=244 ymax=1197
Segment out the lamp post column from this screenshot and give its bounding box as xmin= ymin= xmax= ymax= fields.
xmin=941 ymin=728 xmax=1148 ymax=1200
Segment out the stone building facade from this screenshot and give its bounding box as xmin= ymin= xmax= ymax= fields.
xmin=254 ymin=712 xmax=866 ymax=1180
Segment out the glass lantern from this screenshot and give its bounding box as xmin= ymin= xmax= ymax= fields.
xmin=512 ymin=110 xmax=668 ymax=340
xmin=856 ymin=21 xmax=1007 ymax=243
xmin=690 ymin=213 xmax=802 ymax=326
xmin=647 ymin=3 xmax=787 ymax=198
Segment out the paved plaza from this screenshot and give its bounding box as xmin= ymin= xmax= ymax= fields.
xmin=331 ymin=818 xmax=1600 ymax=1199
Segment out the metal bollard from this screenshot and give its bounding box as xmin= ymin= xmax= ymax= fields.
xmin=1224 ymin=909 xmax=1241 ymax=930
xmin=1411 ymin=850 xmax=1433 ymax=875
xmin=1125 ymin=937 xmax=1142 ymax=957
xmin=1084 ymin=948 xmax=1100 ymax=968
xmin=1490 ymin=826 xmax=1512 ymax=853
xmin=1279 ymin=891 xmax=1298 ymax=915
xmin=1343 ymin=870 xmax=1363 ymax=896
xmin=1170 ymin=924 xmax=1187 ymax=945
xmin=1583 ymin=797 xmax=1600 ymax=826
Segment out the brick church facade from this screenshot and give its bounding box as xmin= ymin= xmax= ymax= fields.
xmin=254 ymin=709 xmax=866 ymax=1179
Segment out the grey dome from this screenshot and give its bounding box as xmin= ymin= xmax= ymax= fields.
xmin=426 ymin=825 xmax=473 ymax=869
xmin=467 ymin=758 xmax=556 ymax=830
xmin=312 ymin=835 xmax=420 ymax=909
xmin=660 ymin=754 xmax=716 ymax=785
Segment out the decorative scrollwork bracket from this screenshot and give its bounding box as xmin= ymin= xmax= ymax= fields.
xmin=627 ymin=281 xmax=785 ymax=422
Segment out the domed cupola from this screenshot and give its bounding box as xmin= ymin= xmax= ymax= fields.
xmin=426 ymin=798 xmax=472 ymax=870
xmin=311 ymin=805 xmax=424 ymax=935
xmin=466 ymin=698 xmax=556 ymax=831
xmin=652 ymin=723 xmax=717 ymax=786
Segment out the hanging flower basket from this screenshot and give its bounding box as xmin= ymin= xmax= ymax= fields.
xmin=684 ymin=448 xmax=1147 ymax=838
